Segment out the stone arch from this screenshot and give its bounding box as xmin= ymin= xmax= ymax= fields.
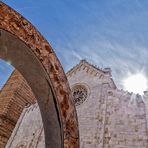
xmin=0 ymin=2 xmax=79 ymax=148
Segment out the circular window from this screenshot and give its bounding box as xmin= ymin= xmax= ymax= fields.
xmin=72 ymin=85 xmax=88 ymax=106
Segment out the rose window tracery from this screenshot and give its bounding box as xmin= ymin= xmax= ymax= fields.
xmin=72 ymin=85 xmax=88 ymax=106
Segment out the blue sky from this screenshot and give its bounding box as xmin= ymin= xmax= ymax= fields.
xmin=1 ymin=0 xmax=148 ymax=89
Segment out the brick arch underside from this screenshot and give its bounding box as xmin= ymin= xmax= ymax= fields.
xmin=0 ymin=2 xmax=79 ymax=148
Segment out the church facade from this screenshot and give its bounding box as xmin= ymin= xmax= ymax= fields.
xmin=2 ymin=60 xmax=148 ymax=148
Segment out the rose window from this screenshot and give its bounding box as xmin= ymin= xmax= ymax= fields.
xmin=72 ymin=85 xmax=88 ymax=106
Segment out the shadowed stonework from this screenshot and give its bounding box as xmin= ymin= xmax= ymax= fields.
xmin=0 ymin=2 xmax=79 ymax=148
xmin=0 ymin=70 xmax=36 ymax=147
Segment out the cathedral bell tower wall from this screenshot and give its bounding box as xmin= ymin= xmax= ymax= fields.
xmin=0 ymin=69 xmax=36 ymax=147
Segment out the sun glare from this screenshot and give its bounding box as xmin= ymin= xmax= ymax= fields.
xmin=123 ymin=73 xmax=147 ymax=95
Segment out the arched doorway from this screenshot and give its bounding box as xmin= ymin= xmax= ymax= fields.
xmin=0 ymin=2 xmax=79 ymax=148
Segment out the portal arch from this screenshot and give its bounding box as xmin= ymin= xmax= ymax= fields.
xmin=0 ymin=2 xmax=79 ymax=148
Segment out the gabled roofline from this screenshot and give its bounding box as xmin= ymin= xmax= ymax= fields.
xmin=66 ymin=59 xmax=111 ymax=76
xmin=66 ymin=59 xmax=117 ymax=89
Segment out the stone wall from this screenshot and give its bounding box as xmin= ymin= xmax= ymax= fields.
xmin=102 ymin=91 xmax=148 ymax=148
xmin=67 ymin=62 xmax=148 ymax=148
xmin=6 ymin=103 xmax=44 ymax=148
xmin=67 ymin=63 xmax=115 ymax=148
xmin=0 ymin=70 xmax=36 ymax=147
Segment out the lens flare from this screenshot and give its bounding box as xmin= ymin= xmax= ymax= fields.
xmin=123 ymin=73 xmax=147 ymax=95
xmin=6 ymin=60 xmax=12 ymax=65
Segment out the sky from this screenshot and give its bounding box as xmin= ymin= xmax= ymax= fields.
xmin=1 ymin=0 xmax=148 ymax=91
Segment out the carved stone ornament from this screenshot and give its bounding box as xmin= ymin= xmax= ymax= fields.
xmin=72 ymin=85 xmax=88 ymax=106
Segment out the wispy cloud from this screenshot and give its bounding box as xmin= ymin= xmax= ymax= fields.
xmin=2 ymin=0 xmax=148 ymax=91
